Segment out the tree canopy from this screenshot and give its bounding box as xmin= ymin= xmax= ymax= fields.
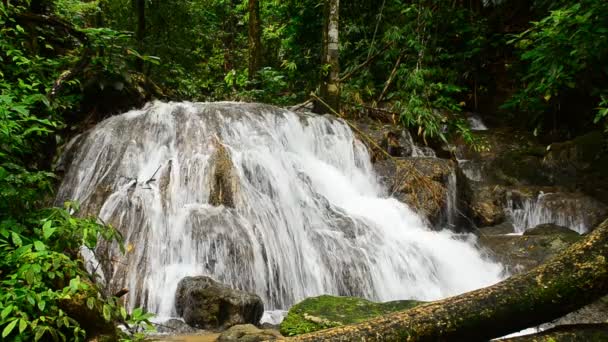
xmin=1 ymin=0 xmax=607 ymax=340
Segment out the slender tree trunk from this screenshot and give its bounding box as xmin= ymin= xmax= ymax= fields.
xmin=291 ymin=218 xmax=608 ymax=341
xmin=248 ymin=0 xmax=262 ymax=80
xmin=314 ymin=0 xmax=340 ymax=114
xmin=135 ymin=0 xmax=145 ymax=72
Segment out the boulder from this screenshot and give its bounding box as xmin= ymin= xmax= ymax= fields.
xmin=478 ymin=221 xmax=515 ymax=235
xmin=279 ymin=295 xmax=423 ymax=337
xmin=209 ymin=141 xmax=239 ymax=208
xmin=58 ymin=280 xmax=117 ymax=340
xmin=175 ymin=276 xmax=264 ymax=330
xmin=479 ymin=227 xmax=582 ymax=274
xmin=539 ymin=192 xmax=607 ymax=233
xmin=543 ymin=131 xmax=608 ymax=202
xmin=374 ymin=157 xmax=455 ymax=225
xmin=462 ymin=182 xmax=506 ymax=227
xmin=524 ymin=223 xmax=580 ymax=238
xmin=217 ymin=324 xmax=283 ymax=341
xmin=155 ymin=319 xmax=201 ymax=334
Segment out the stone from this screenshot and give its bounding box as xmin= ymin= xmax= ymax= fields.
xmin=155 ymin=319 xmax=201 ymax=334
xmin=209 ymin=141 xmax=239 ymax=208
xmin=279 ymin=295 xmax=423 ymax=336
xmin=479 ymin=229 xmax=582 ymax=274
xmin=175 ymin=276 xmax=264 ymax=330
xmin=478 ymin=221 xmax=515 ymax=235
xmin=217 ymin=324 xmax=283 ymax=341
xmin=539 ymin=192 xmax=607 ymax=233
xmin=462 ymin=183 xmax=506 ymax=227
xmin=374 ymin=157 xmax=455 ymax=225
xmin=524 ymin=223 xmax=581 ymax=238
xmin=57 ymin=280 xmax=117 ymax=339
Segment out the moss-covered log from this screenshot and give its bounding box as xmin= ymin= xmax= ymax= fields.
xmin=290 ymin=218 xmax=608 ymax=341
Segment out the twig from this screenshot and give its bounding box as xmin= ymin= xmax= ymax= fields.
xmin=377 ymin=53 xmax=403 ymax=103
xmin=338 ymin=42 xmax=394 ymax=83
xmin=290 ymin=98 xmax=314 ymax=112
xmin=14 ymin=13 xmax=92 ymax=100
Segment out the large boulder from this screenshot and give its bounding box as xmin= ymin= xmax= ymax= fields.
xmin=539 ymin=192 xmax=607 ymax=233
xmin=208 ymin=141 xmax=239 ymax=208
xmin=462 ymin=183 xmax=506 ymax=227
xmin=504 ymin=187 xmax=608 ymax=233
xmin=279 ymin=295 xmax=423 ymax=337
xmin=543 ymin=131 xmax=608 ymax=203
xmin=374 ymin=157 xmax=455 ymax=225
xmin=175 ymin=276 xmax=264 ymax=330
xmin=478 ymin=223 xmax=582 ymax=274
xmin=523 ymin=223 xmax=581 ymax=238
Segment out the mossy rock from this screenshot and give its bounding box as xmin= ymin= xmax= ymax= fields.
xmin=279 ymin=295 xmax=423 ymax=336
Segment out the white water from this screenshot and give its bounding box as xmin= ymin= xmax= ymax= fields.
xmin=506 ymin=192 xmax=587 ymax=234
xmin=468 ymin=114 xmax=488 ymax=131
xmin=57 ymin=101 xmax=503 ymax=320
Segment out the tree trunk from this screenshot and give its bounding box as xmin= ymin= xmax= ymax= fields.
xmin=291 ymin=218 xmax=608 ymax=341
xmin=135 ymin=0 xmax=145 ymax=72
xmin=314 ymin=0 xmax=340 ymax=114
xmin=248 ymin=0 xmax=262 ymax=80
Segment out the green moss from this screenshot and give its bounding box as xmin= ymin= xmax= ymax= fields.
xmin=279 ymin=295 xmax=423 ymax=336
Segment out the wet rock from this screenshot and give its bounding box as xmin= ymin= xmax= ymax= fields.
xmin=478 ymin=221 xmax=514 ymax=235
xmin=479 ymin=229 xmax=581 ymax=274
xmin=462 ymin=183 xmax=506 ymax=227
xmin=175 ymin=276 xmax=264 ymax=330
xmin=58 ymin=280 xmax=117 ymax=339
xmin=539 ymin=192 xmax=607 ymax=233
xmin=524 ymin=223 xmax=581 ymax=238
xmin=374 ymin=157 xmax=455 ymax=225
xmin=209 ymin=141 xmax=239 ymax=208
xmin=544 ymin=131 xmax=603 ymax=169
xmin=279 ymin=295 xmax=423 ymax=336
xmin=505 ymin=188 xmax=608 ymax=233
xmin=155 ymin=319 xmax=201 ymax=334
xmin=217 ymin=324 xmax=283 ymax=341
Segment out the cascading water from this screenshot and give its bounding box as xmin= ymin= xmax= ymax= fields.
xmin=467 ymin=114 xmax=488 ymax=131
xmin=56 ymin=101 xmax=503 ymax=321
xmin=505 ymin=192 xmax=588 ymax=234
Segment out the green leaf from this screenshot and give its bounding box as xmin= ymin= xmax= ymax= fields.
xmin=33 ymin=240 xmax=46 ymax=251
xmin=37 ymin=300 xmax=45 ymax=311
xmin=11 ymin=232 xmax=22 ymax=246
xmin=18 ymin=319 xmax=27 ymax=334
xmin=102 ymin=304 xmax=111 ymax=322
xmin=86 ymin=297 xmax=95 ymax=310
xmin=34 ymin=327 xmax=45 ymax=341
xmin=2 ymin=319 xmax=18 ymax=338
xmin=42 ymin=220 xmax=56 ymax=239
xmin=1 ymin=305 xmax=13 ymax=319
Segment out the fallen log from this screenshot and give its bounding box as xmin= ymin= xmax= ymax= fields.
xmin=290 ymin=218 xmax=608 ymax=341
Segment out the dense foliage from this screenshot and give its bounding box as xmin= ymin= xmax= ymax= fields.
xmin=1 ymin=0 xmax=606 ymax=340
xmin=505 ymin=0 xmax=608 ymax=134
xmin=0 ymin=1 xmax=152 ymax=340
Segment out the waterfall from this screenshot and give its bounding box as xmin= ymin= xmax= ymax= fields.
xmin=467 ymin=114 xmax=488 ymax=131
xmin=56 ymin=101 xmax=503 ymax=320
xmin=505 ymin=192 xmax=587 ymax=234
xmin=444 ymin=170 xmax=458 ymax=228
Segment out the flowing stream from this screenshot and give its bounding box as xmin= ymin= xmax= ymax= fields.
xmin=56 ymin=101 xmax=503 ymax=321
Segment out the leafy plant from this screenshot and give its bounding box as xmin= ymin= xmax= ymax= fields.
xmin=504 ymin=0 xmax=608 ymax=132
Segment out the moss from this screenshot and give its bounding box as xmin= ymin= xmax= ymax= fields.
xmin=279 ymin=295 xmax=423 ymax=336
